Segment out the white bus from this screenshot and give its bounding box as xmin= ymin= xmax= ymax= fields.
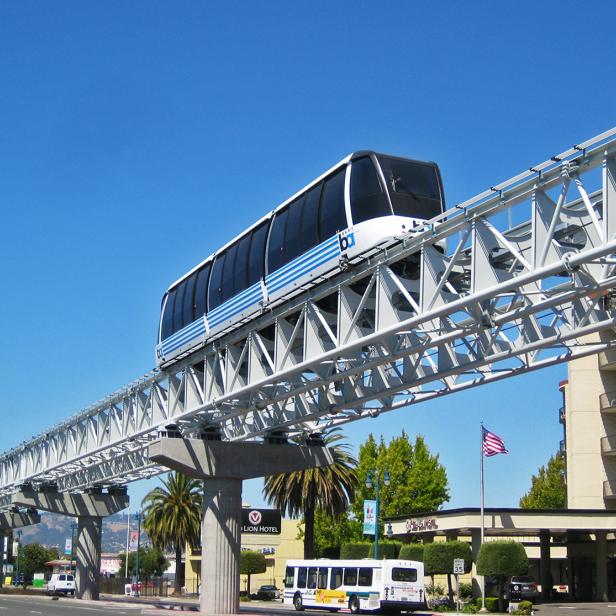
xmin=283 ymin=558 xmax=426 ymax=614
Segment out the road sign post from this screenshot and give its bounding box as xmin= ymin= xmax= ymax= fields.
xmin=453 ymin=559 xmax=464 ymax=614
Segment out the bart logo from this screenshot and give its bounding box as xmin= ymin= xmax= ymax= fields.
xmin=339 ymin=232 xmax=356 ymax=252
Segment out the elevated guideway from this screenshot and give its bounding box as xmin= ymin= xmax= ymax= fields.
xmin=1 ymin=128 xmax=616 ymax=502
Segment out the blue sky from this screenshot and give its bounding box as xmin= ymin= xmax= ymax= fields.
xmin=1 ymin=1 xmax=615 ymax=517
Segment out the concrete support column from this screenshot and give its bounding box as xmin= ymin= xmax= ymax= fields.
xmin=596 ymin=530 xmax=608 ymax=601
xmin=539 ymin=530 xmax=552 ymax=601
xmin=76 ymin=516 xmax=102 ymax=600
xmin=149 ymin=438 xmax=334 ymax=616
xmin=201 ymin=478 xmax=242 ymax=614
xmin=470 ymin=528 xmax=483 ymax=600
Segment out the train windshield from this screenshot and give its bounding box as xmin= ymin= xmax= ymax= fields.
xmin=377 ymin=156 xmax=443 ymax=220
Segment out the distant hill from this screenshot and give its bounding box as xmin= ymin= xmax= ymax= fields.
xmin=17 ymin=512 xmax=141 ymax=555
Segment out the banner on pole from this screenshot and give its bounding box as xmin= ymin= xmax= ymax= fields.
xmin=64 ymin=538 xmax=72 ymax=556
xmin=128 ymin=530 xmax=139 ymax=551
xmin=363 ymin=500 xmax=377 ymax=536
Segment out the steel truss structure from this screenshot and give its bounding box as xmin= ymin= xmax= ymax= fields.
xmin=1 ymin=129 xmax=616 ymax=506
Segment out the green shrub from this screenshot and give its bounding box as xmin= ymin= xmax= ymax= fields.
xmin=239 ymin=595 xmax=251 ymax=602
xmin=424 ymin=541 xmax=473 ymax=575
xmin=367 ymin=541 xmax=401 ymax=559
xmin=512 ymin=600 xmax=533 ymax=614
xmin=426 ymin=582 xmax=446 ymax=596
xmin=462 ymin=603 xmax=479 ymax=614
xmin=475 ymin=597 xmax=501 ymax=612
xmin=340 ymin=543 xmax=371 ymax=559
xmin=399 ymin=544 xmax=424 ymax=562
xmin=322 ymin=546 xmax=340 ymax=559
xmin=459 ymin=582 xmax=473 ymax=599
xmin=434 ymin=605 xmax=453 ymax=612
xmin=476 ymin=542 xmax=528 ymax=578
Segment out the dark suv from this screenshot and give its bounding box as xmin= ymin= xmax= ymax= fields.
xmin=508 ymin=576 xmax=539 ymax=601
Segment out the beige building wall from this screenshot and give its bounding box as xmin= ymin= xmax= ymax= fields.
xmin=565 ymin=331 xmax=616 ymax=510
xmin=185 ymin=518 xmax=303 ymax=595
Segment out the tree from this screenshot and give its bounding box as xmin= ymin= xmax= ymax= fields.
xmin=142 ymin=472 xmax=203 ymax=593
xmin=423 ymin=541 xmax=472 ymax=605
xmin=520 ymin=451 xmax=566 ymax=509
xmin=19 ymin=544 xmax=58 ymax=576
xmin=477 ymin=541 xmax=528 ymax=611
xmin=312 ymin=510 xmax=362 ymax=558
xmin=240 ymin=550 xmax=266 ymax=595
xmin=351 ymin=431 xmax=449 ymax=538
xmin=119 ymin=547 xmax=169 ymax=578
xmin=263 ymin=428 xmax=358 ymax=558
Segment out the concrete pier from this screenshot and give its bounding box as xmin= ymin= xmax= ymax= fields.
xmin=149 ymin=438 xmax=333 ymax=615
xmin=11 ymin=489 xmax=128 ymax=600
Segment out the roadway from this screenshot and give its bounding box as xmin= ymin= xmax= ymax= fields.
xmin=1 ymin=595 xmax=616 ymax=616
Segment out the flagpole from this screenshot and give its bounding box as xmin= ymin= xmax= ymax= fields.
xmin=125 ymin=507 xmax=130 ymax=579
xmin=480 ymin=422 xmax=486 ymax=612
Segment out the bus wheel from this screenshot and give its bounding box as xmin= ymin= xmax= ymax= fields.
xmin=349 ymin=595 xmax=360 ymax=614
xmin=293 ymin=593 xmax=304 ymax=611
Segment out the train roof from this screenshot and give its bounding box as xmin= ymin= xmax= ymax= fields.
xmin=164 ymin=151 xmax=438 ymax=293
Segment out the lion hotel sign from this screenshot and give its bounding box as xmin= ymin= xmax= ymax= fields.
xmin=241 ymin=508 xmax=281 ymax=535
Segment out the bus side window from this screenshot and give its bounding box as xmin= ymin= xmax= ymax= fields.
xmin=358 ymin=568 xmax=373 ymax=587
xmin=297 ymin=567 xmax=307 ymax=589
xmin=391 ymin=567 xmax=417 ymax=582
xmin=284 ymin=566 xmax=295 ymax=588
xmin=330 ymin=567 xmax=343 ymax=589
xmin=317 ymin=568 xmax=328 ymax=589
xmin=307 ymin=567 xmax=318 ymax=589
xmin=343 ymin=568 xmax=358 ymax=586
xmin=161 ymin=290 xmax=176 ymax=340
xmin=318 ymin=168 xmax=347 ymax=242
xmin=350 ymin=156 xmax=391 ymax=224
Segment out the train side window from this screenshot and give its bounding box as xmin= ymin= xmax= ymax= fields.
xmin=234 ymin=235 xmax=251 ymax=296
xmin=221 ymin=242 xmax=238 ymax=303
xmin=182 ymin=273 xmax=197 ymax=326
xmin=301 ymin=184 xmax=321 ymax=254
xmin=247 ymin=221 xmax=268 ymax=285
xmin=161 ymin=290 xmax=176 ymax=340
xmin=350 ymin=156 xmax=391 ymax=224
xmin=267 ymin=208 xmax=289 ymax=273
xmin=318 ymin=168 xmax=347 ymax=242
xmin=284 ymin=195 xmax=305 ymax=265
xmin=173 ymin=281 xmax=186 ymax=332
xmin=193 ymin=262 xmax=211 ymax=318
xmin=208 ymin=253 xmax=226 ymax=311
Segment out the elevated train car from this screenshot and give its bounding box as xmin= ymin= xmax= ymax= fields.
xmin=156 ymin=152 xmax=445 ymax=367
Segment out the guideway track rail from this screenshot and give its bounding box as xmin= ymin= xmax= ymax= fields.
xmin=1 ymin=128 xmax=616 ymax=503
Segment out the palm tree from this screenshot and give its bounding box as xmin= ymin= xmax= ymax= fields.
xmin=141 ymin=472 xmax=203 ymax=594
xmin=263 ymin=428 xmax=358 ymax=558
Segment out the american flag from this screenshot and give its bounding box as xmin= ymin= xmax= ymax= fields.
xmin=482 ymin=427 xmax=508 ymax=457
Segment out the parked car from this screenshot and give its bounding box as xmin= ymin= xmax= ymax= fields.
xmin=508 ymin=575 xmax=539 ymax=601
xmin=256 ymin=584 xmax=280 ymax=600
xmin=47 ymin=573 xmax=76 ymax=596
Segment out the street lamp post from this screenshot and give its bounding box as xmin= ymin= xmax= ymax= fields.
xmin=70 ymin=521 xmax=78 ymax=575
xmin=365 ymin=469 xmax=390 ymax=560
xmin=134 ymin=511 xmax=141 ymax=597
xmin=14 ymin=530 xmax=22 ymax=587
